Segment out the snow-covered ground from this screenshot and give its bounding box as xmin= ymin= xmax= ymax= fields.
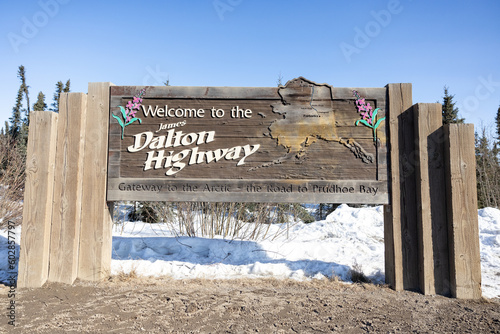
xmin=1 ymin=205 xmax=499 ymax=299
xmin=478 ymin=207 xmax=500 ymax=299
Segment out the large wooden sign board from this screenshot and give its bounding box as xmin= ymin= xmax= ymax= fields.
xmin=18 ymin=81 xmax=482 ymax=300
xmin=107 ymin=77 xmax=388 ymax=203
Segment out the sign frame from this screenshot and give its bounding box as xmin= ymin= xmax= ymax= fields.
xmin=107 ymin=78 xmax=389 ymax=204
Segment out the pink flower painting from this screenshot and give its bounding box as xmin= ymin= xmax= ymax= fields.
xmin=353 ymin=90 xmax=386 ymax=142
xmin=113 ymin=89 xmax=146 ymax=139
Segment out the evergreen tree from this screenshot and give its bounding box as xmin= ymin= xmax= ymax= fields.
xmin=442 ymin=86 xmax=464 ymax=124
xmin=63 ymin=79 xmax=70 ymax=93
xmin=9 ymin=88 xmax=24 ymax=138
xmin=7 ymin=65 xmax=32 ymax=158
xmin=315 ymin=203 xmax=337 ymax=220
xmin=51 ymin=81 xmax=64 ymax=112
xmin=33 ymin=92 xmax=47 ymax=111
xmin=18 ymin=65 xmax=30 ymax=125
xmin=49 ymin=79 xmax=71 ymax=112
xmin=496 ymin=104 xmax=500 ymax=142
xmin=493 ymin=104 xmax=500 ymax=162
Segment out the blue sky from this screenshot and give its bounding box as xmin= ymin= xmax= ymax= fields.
xmin=1 ymin=0 xmax=499 ymax=132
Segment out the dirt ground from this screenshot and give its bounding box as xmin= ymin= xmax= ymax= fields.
xmin=1 ymin=277 xmax=499 ymax=333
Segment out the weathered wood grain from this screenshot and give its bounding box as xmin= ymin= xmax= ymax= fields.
xmin=107 ymin=179 xmax=389 ymax=204
xmin=17 ymin=111 xmax=58 ymax=288
xmin=414 ymin=103 xmax=449 ymax=296
xmin=110 ymin=83 xmax=386 ymax=101
xmin=384 ymin=83 xmax=414 ymax=291
xmin=444 ymin=124 xmax=481 ymax=299
xmin=108 ymin=79 xmax=389 ymax=203
xmin=48 ymin=93 xmax=87 ymax=284
xmin=78 ymin=82 xmax=113 ymax=281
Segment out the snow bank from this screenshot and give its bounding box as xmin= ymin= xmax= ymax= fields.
xmin=479 ymin=207 xmax=500 ymax=299
xmin=1 ymin=205 xmax=498 ymax=299
xmin=111 ymin=205 xmax=385 ymax=283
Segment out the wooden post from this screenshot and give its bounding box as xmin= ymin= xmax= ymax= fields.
xmin=444 ymin=124 xmax=481 ymax=299
xmin=414 ymin=103 xmax=450 ymax=295
xmin=384 ymin=83 xmax=419 ymax=291
xmin=78 ymin=82 xmax=114 ymax=281
xmin=18 ymin=111 xmax=58 ymax=288
xmin=48 ymin=93 xmax=87 ymax=284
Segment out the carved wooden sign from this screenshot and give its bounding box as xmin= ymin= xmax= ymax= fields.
xmin=107 ymin=77 xmax=389 ymax=203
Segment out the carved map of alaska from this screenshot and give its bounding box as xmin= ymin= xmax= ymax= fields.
xmin=268 ymin=77 xmax=373 ymax=165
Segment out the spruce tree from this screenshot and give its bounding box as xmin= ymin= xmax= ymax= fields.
xmin=51 ymin=81 xmax=64 ymax=112
xmin=33 ymin=92 xmax=47 ymax=111
xmin=496 ymin=104 xmax=500 ymax=142
xmin=6 ymin=65 xmax=32 ymax=157
xmin=63 ymin=79 xmax=70 ymax=93
xmin=9 ymin=89 xmax=24 ymax=138
xmin=49 ymin=79 xmax=71 ymax=112
xmin=494 ymin=104 xmax=500 ymax=162
xmin=442 ymin=86 xmax=464 ymax=124
xmin=18 ymin=65 xmax=30 ymax=125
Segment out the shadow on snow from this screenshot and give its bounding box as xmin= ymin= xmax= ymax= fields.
xmin=112 ymin=235 xmax=354 ymax=281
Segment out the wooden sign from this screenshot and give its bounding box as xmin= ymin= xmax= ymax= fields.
xmin=107 ymin=77 xmax=389 ymax=203
xmin=20 ymin=81 xmax=482 ymax=299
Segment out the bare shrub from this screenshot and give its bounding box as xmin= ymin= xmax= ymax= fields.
xmin=0 ymin=137 xmax=25 ymax=228
xmin=109 ymin=265 xmax=138 ymax=282
xmin=348 ymin=261 xmax=370 ymax=284
xmin=121 ymin=201 xmax=313 ymax=241
xmin=476 ymin=126 xmax=500 ymax=208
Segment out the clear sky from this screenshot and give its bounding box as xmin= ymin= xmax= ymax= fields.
xmin=1 ymin=0 xmax=499 ymax=132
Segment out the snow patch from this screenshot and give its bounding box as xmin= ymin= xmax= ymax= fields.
xmin=1 ymin=205 xmax=499 ymax=299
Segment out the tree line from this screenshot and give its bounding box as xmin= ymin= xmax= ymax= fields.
xmin=0 ymin=65 xmax=70 ymax=226
xmin=1 ymin=65 xmax=70 ymax=150
xmin=475 ymin=107 xmax=500 ymax=208
xmin=0 ymin=67 xmax=498 ymax=229
xmin=441 ymin=85 xmax=500 ymax=208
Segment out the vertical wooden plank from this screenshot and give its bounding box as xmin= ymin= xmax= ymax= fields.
xmin=78 ymin=82 xmax=114 ymax=281
xmin=397 ymin=102 xmax=420 ymax=291
xmin=414 ymin=103 xmax=449 ymax=296
xmin=48 ymin=93 xmax=87 ymax=284
xmin=384 ymin=83 xmax=416 ymax=291
xmin=17 ymin=111 xmax=58 ymax=288
xmin=444 ymin=124 xmax=482 ymax=299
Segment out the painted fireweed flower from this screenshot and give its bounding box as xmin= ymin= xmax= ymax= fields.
xmin=353 ymin=90 xmax=386 ymax=142
xmin=113 ymin=89 xmax=146 ymax=139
